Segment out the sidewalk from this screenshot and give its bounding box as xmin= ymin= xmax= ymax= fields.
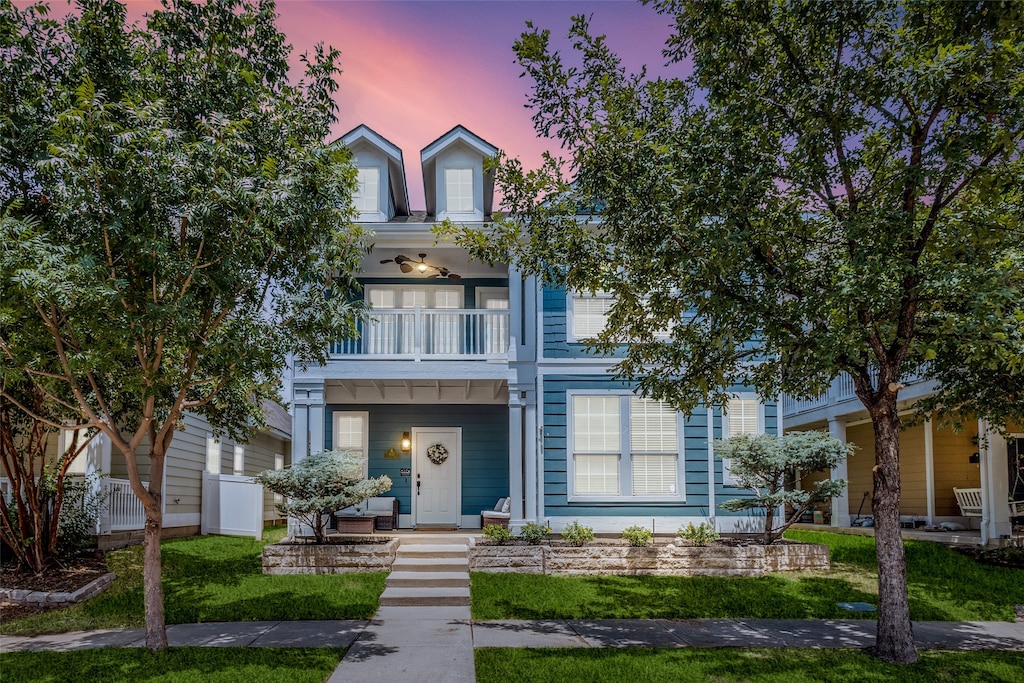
xmin=3 ymin=618 xmax=1023 ymax=653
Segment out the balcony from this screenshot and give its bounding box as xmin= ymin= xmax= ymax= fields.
xmin=782 ymin=367 xmax=935 ymax=422
xmin=330 ymin=308 xmax=510 ymax=360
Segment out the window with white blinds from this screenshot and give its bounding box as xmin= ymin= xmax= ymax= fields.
xmin=273 ymin=453 xmax=284 ymax=504
xmin=206 ymin=436 xmax=221 ymax=474
xmin=571 ymin=295 xmax=614 ymax=338
xmin=445 ymin=168 xmax=474 ymax=213
xmin=354 ymin=167 xmax=379 ymax=213
xmin=629 ymin=397 xmax=678 ymax=495
xmin=727 ymin=398 xmax=760 ymax=437
xmin=334 ymin=411 xmax=369 ymax=476
xmin=233 ymin=444 xmax=245 ymax=475
xmin=570 ymin=393 xmax=683 ymax=500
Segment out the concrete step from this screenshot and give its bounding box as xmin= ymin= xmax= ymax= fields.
xmin=391 ymin=557 xmax=469 ymax=573
xmin=395 ymin=544 xmax=468 ymax=558
xmin=379 ymin=586 xmax=471 ymax=607
xmin=386 ymin=571 xmax=470 ymax=588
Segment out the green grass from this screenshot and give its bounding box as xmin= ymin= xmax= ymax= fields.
xmin=474 ymin=648 xmax=1024 ymax=683
xmin=0 ymin=527 xmax=385 ymax=636
xmin=471 ymin=531 xmax=1024 ymax=622
xmin=0 ymin=647 xmax=345 ymax=683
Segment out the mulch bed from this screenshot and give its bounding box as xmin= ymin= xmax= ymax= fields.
xmin=0 ymin=551 xmax=109 ymax=623
xmin=953 ymin=544 xmax=1024 ymax=569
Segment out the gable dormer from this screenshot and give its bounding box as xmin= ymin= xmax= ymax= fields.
xmin=420 ymin=125 xmax=498 ymax=222
xmin=340 ymin=125 xmax=410 ymax=222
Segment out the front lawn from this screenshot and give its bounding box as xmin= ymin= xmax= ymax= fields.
xmin=475 ymin=648 xmax=1024 ymax=683
xmin=471 ymin=531 xmax=1023 ymax=621
xmin=0 ymin=647 xmax=345 ymax=683
xmin=0 ymin=527 xmax=385 ymax=635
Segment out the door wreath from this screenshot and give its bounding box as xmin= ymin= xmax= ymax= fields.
xmin=426 ymin=443 xmax=449 ymax=465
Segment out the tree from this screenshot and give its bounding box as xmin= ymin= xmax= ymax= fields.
xmin=443 ymin=1 xmax=1024 ymax=663
xmin=716 ymin=431 xmax=851 ymax=545
xmin=254 ymin=449 xmax=392 ymax=544
xmin=0 ymin=0 xmax=365 ymax=650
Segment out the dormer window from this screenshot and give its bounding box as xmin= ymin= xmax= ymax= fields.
xmin=445 ymin=168 xmax=474 ymax=213
xmin=354 ymin=167 xmax=380 ymax=213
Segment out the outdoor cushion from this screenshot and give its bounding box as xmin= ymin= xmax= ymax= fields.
xmin=367 ymin=496 xmax=395 ymax=513
xmin=493 ymin=497 xmax=507 ymax=512
xmin=501 ymin=497 xmax=511 ymax=513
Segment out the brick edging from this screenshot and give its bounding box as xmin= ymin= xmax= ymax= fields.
xmin=0 ymin=572 xmax=116 ymax=606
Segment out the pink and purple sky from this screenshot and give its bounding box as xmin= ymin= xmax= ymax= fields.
xmin=104 ymin=0 xmax=679 ymax=209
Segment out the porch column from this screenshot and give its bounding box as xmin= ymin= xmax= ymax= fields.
xmin=980 ymin=420 xmax=1012 ymax=542
xmin=290 ymin=382 xmax=324 ymax=536
xmin=525 ymin=390 xmax=538 ymax=522
xmin=828 ymin=418 xmax=851 ymax=527
xmin=924 ymin=414 xmax=935 ymax=524
xmin=508 ymin=389 xmax=525 ymax=524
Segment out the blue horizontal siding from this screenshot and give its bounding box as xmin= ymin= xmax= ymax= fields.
xmin=325 ymin=403 xmax=508 ymax=517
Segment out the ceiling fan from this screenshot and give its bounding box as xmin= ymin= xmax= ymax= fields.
xmin=379 ymin=253 xmax=462 ymax=282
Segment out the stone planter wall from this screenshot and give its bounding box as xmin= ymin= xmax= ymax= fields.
xmin=470 ymin=542 xmax=829 ymax=576
xmin=0 ymin=572 xmax=116 ymax=606
xmin=262 ymin=538 xmax=399 ymax=574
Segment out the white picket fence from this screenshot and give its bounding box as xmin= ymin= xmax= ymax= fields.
xmin=0 ymin=476 xmax=147 ymax=533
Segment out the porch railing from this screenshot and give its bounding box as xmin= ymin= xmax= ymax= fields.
xmin=331 ymin=308 xmax=510 ymax=360
xmin=783 ymin=364 xmax=934 ymax=419
xmin=0 ymin=476 xmax=147 ymax=533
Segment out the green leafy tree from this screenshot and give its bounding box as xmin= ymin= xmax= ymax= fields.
xmin=254 ymin=450 xmax=392 ymax=544
xmin=1 ymin=0 xmax=365 ymax=649
xmin=716 ymin=431 xmax=852 ymax=545
xmin=443 ymin=1 xmax=1023 ymax=663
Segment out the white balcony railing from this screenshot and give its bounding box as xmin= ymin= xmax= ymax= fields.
xmin=331 ymin=308 xmax=510 ymax=360
xmin=783 ymin=364 xmax=934 ymax=419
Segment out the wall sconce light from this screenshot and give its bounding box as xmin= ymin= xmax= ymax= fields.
xmin=401 ymin=432 xmax=412 ymax=452
xmin=969 ymin=452 xmax=980 ymax=464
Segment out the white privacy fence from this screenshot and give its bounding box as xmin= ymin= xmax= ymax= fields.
xmin=201 ymin=472 xmax=263 ymax=539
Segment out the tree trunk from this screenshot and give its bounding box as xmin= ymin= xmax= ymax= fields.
xmin=869 ymin=396 xmax=918 ymax=664
xmin=763 ymin=501 xmax=775 ymax=545
xmin=141 ymin=449 xmax=168 ymax=651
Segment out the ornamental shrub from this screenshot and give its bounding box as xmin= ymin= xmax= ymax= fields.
xmin=561 ymin=520 xmax=595 ymax=547
xmin=519 ymin=521 xmax=551 ymax=545
xmin=621 ymin=525 xmax=653 ymax=547
xmin=482 ymin=524 xmax=514 ymax=545
xmin=676 ymin=522 xmax=720 ymax=547
xmin=255 ymin=449 xmax=391 ymax=543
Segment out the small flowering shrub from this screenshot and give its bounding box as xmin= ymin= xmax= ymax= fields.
xmin=561 ymin=520 xmax=595 ymax=547
xmin=676 ymin=522 xmax=720 ymax=547
xmin=482 ymin=524 xmax=514 ymax=545
xmin=621 ymin=525 xmax=653 ymax=547
xmin=519 ymin=521 xmax=551 ymax=545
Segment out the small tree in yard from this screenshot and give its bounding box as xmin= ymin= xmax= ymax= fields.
xmin=254 ymin=450 xmax=392 ymax=544
xmin=717 ymin=432 xmax=852 ymax=545
xmin=1 ymin=0 xmax=365 ymax=650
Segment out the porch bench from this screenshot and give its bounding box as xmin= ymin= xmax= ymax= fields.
xmin=953 ymin=488 xmax=982 ymax=517
xmin=336 ymin=496 xmax=399 ymax=531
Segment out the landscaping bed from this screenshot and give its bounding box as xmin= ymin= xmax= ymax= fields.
xmin=470 ymin=539 xmax=829 ymax=576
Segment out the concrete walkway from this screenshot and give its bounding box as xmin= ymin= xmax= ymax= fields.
xmin=3 ymin=618 xmax=1023 ymax=654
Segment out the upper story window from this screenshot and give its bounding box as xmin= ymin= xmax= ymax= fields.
xmin=569 ymin=392 xmax=683 ymax=501
xmin=354 ymin=167 xmax=380 ymax=213
xmin=366 ymin=285 xmax=464 ymax=310
xmin=445 ymin=168 xmax=474 ymax=213
xmin=569 ymin=293 xmax=614 ymax=340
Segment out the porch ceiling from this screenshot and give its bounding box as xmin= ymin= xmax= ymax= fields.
xmin=326 ymin=378 xmax=508 ymax=405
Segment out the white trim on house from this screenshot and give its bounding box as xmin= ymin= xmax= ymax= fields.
xmin=565 ymin=389 xmax=686 ymax=504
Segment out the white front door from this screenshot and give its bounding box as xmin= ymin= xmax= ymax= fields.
xmin=412 ymin=427 xmax=461 ymax=527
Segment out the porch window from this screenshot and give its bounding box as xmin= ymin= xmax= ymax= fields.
xmin=334 ymin=411 xmax=369 ymax=477
xmin=445 ymin=168 xmax=474 ymax=213
xmin=354 ymin=167 xmax=380 ymax=213
xmin=722 ymin=396 xmax=764 ymax=485
xmin=570 ymin=392 xmax=684 ymax=500
xmin=206 ymin=436 xmax=221 ymax=474
xmin=364 ymin=285 xmax=465 ymax=355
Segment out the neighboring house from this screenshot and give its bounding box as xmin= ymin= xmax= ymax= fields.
xmin=288 ymin=123 xmax=773 ymax=533
xmin=1 ymin=401 xmax=291 ymax=547
xmin=784 ymin=376 xmax=1022 ymax=544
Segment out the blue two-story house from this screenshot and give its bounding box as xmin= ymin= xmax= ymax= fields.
xmin=288 ymin=124 xmax=774 ymax=532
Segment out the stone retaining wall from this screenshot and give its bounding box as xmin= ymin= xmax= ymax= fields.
xmin=262 ymin=538 xmax=399 ymax=574
xmin=0 ymin=572 xmax=116 ymax=606
xmin=470 ymin=542 xmax=829 ymax=576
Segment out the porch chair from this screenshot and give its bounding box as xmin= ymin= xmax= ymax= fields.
xmin=335 ymin=496 xmax=399 ymax=531
xmin=481 ymin=497 xmax=511 ymax=529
